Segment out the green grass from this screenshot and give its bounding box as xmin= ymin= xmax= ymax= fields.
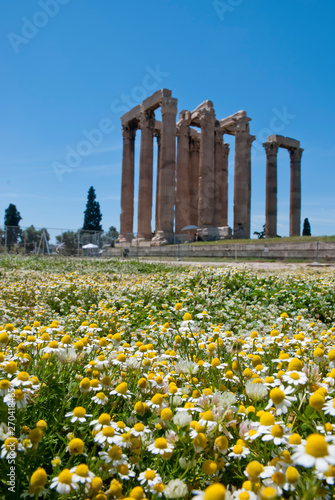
xmin=190 ymin=235 xmax=335 ymax=245
xmin=0 ymin=255 xmax=182 ymax=275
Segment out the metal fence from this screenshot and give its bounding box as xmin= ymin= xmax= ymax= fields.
xmin=0 ymin=226 xmax=191 ymax=259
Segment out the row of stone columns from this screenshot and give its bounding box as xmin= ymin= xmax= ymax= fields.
xmin=120 ymin=90 xmax=303 ymax=244
xmin=119 ymin=91 xmax=177 ymax=244
xmin=264 ymin=137 xmax=303 ymax=237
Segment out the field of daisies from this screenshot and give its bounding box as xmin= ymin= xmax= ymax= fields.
xmin=1 ymin=256 xmax=335 ymax=500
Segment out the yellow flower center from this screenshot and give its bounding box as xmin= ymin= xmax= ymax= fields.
xmin=58 ymin=469 xmax=73 ymax=485
xmin=102 ymin=426 xmax=115 ymax=437
xmin=5 ymin=437 xmax=18 ymax=450
xmin=134 ymin=423 xmax=144 ymax=432
xmin=48 ymin=341 xmax=58 ymax=349
xmin=202 ymin=410 xmax=214 ymax=421
xmin=96 ymin=392 xmax=106 ymax=400
xmin=68 ymin=438 xmax=84 ymax=455
xmin=117 ymin=463 xmax=129 ymax=475
xmin=260 ymin=487 xmax=277 ymax=499
xmin=30 ymin=468 xmax=47 ymax=487
xmin=151 ymin=393 xmax=164 ymax=405
xmin=0 ymin=380 xmax=10 ymax=390
xmin=98 ymin=413 xmax=111 ymax=425
xmin=144 ymin=470 xmax=156 ymax=480
xmin=14 ymin=389 xmax=24 ymax=401
xmin=270 ymin=388 xmax=285 ymax=405
xmin=202 ymin=460 xmax=217 ymax=475
xmin=271 ymin=424 xmax=284 ymax=438
xmin=288 ymin=358 xmax=303 ymax=371
xmin=305 ymin=434 xmax=328 ymax=458
xmin=286 ymin=466 xmax=300 ymax=484
xmin=73 ymin=407 xmax=86 ymax=418
xmin=116 ymin=382 xmax=128 ymax=395
xmin=203 ymin=483 xmax=226 ymax=500
xmin=233 ymin=445 xmax=244 ymax=455
xmin=17 ymin=372 xmax=29 ymax=381
xmin=155 ymin=438 xmax=167 ymax=449
xmin=288 ymin=433 xmax=301 ymax=445
xmin=260 ymin=412 xmax=275 ymax=426
xmin=75 ymin=464 xmax=89 ymax=477
xmin=290 ymin=372 xmax=300 ymax=380
xmin=271 ymin=471 xmax=285 ymax=485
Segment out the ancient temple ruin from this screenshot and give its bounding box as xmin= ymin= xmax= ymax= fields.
xmin=119 ymin=89 xmax=303 ymax=244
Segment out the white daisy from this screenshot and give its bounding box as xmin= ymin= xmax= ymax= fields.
xmin=69 ymin=464 xmax=95 ymax=484
xmin=265 ymin=384 xmax=296 ymax=415
xmin=292 ymin=433 xmax=335 ymax=472
xmin=50 ymin=469 xmax=78 ymax=495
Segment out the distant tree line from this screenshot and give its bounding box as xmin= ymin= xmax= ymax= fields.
xmin=2 ymin=187 xmax=119 ymax=254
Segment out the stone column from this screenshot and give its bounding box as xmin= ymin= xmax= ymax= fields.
xmin=175 ymin=111 xmax=191 ymax=235
xmin=233 ymin=119 xmax=255 ymax=238
xmin=221 ymin=142 xmax=229 ymax=226
xmin=154 ymin=97 xmax=178 ymax=243
xmin=137 ymin=110 xmax=155 ymax=241
xmin=289 ymin=147 xmax=303 ymax=237
xmin=120 ymin=122 xmax=136 ymax=242
xmin=198 ymin=107 xmax=216 ymax=227
xmin=189 ymin=136 xmax=200 ymax=227
xmin=213 ymin=130 xmax=223 ymax=228
xmin=264 ymin=141 xmax=279 ymax=238
xmin=154 ymin=132 xmax=161 ymax=234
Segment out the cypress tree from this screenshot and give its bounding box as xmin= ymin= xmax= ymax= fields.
xmin=83 ymin=187 xmax=102 ymax=231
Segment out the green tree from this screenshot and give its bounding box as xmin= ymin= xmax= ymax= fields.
xmin=302 ymin=218 xmax=311 ymax=236
xmin=21 ymin=226 xmax=50 ymax=253
xmin=4 ymin=204 xmax=22 ymax=247
xmin=254 ymin=224 xmax=265 ymax=239
xmin=83 ymin=187 xmax=102 ymax=232
xmin=102 ymin=225 xmax=119 ymax=246
xmin=56 ymin=231 xmax=78 ymax=255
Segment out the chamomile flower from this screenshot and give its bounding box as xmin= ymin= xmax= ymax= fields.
xmin=323 ymin=398 xmax=335 ymax=417
xmin=94 ymin=426 xmax=117 ymax=446
xmin=192 ymin=483 xmax=226 ymax=500
xmin=69 ymin=464 xmax=95 ymax=484
xmin=115 ymin=461 xmax=136 ymax=480
xmin=91 ymin=392 xmax=109 ymax=405
xmin=90 ymin=413 xmax=112 ymax=431
xmin=292 ymin=433 xmax=335 ymax=472
xmin=138 ymin=468 xmax=162 ymax=486
xmin=147 ymin=437 xmax=174 ymax=455
xmin=50 ymin=469 xmax=78 ymax=494
xmin=282 ymin=370 xmax=307 ymax=386
xmin=65 ymin=406 xmax=92 ymax=423
xmin=261 ymin=424 xmax=289 ymax=446
xmin=265 ymin=385 xmax=296 ymax=415
xmin=130 ymin=422 xmax=151 ymax=438
xmin=228 ymin=442 xmax=250 ymax=459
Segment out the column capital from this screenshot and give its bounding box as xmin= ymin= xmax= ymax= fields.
xmin=189 ymin=136 xmax=200 ymax=152
xmin=198 ymin=107 xmax=216 ymax=128
xmin=263 ymin=141 xmax=279 ymax=157
xmin=222 ymin=142 xmax=230 ymax=158
xmin=289 ymin=147 xmax=304 ymax=162
xmin=139 ymin=109 xmax=155 ymax=131
xmin=122 ymin=122 xmax=137 ymax=141
xmin=176 ymin=110 xmax=191 ymax=137
xmin=160 ymin=96 xmax=178 ymax=116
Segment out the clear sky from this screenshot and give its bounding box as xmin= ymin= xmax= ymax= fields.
xmin=1 ymin=0 xmax=334 ymax=241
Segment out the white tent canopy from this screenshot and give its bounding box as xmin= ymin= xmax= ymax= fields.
xmin=82 ymin=243 xmax=98 ymax=249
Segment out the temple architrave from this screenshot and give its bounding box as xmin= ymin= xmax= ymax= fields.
xmin=119 ymin=89 xmax=303 ymax=245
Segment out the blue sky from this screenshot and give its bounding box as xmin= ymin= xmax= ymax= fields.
xmin=1 ymin=0 xmax=334 ymax=241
